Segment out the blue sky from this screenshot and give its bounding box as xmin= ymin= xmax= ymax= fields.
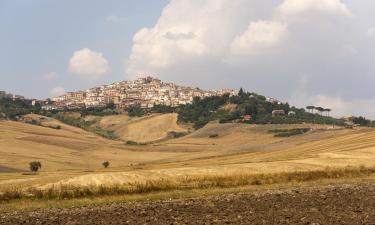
xmin=0 ymin=0 xmax=168 ymax=98
xmin=1 ymin=0 xmax=375 ymax=118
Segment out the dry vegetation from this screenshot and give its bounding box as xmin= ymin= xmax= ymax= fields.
xmin=94 ymin=113 xmax=187 ymax=143
xmin=1 ymin=166 xmax=374 ymax=201
xmin=2 ymin=114 xmax=375 ymax=206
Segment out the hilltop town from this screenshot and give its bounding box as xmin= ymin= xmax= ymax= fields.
xmin=47 ymin=76 xmax=238 ymax=110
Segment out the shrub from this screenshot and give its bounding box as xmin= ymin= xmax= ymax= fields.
xmin=126 ymin=140 xmax=138 ymax=145
xmin=168 ymin=131 xmax=187 ymax=138
xmin=209 ymin=133 xmax=219 ymax=138
xmin=102 ymin=161 xmax=110 ymax=168
xmin=29 ymin=161 xmax=42 ymax=173
xmin=269 ymin=128 xmax=311 ymax=137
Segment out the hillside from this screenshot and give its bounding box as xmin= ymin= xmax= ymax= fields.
xmin=96 ymin=113 xmax=188 ymax=143
xmin=48 ymin=126 xmax=375 ymax=188
xmin=0 ymin=120 xmax=187 ymax=189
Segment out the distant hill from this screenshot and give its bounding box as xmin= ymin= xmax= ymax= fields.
xmin=1 ymin=87 xmax=375 ymax=137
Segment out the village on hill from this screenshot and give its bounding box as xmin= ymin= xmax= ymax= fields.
xmin=46 ymin=76 xmax=238 ymax=110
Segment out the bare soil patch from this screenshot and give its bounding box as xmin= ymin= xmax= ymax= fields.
xmin=0 ymin=166 xmax=23 ymax=173
xmin=1 ymin=183 xmax=374 ymax=224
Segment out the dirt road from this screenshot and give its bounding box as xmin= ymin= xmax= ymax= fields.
xmin=1 ymin=183 xmax=375 ymax=225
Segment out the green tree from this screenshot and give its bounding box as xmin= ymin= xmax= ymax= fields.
xmin=238 ymin=88 xmax=244 ymax=96
xmin=306 ymin=106 xmax=315 ymax=113
xmin=102 ymin=161 xmax=110 ymax=168
xmin=29 ymin=161 xmax=42 ymax=173
xmin=324 ymin=108 xmax=331 ymax=117
xmin=315 ymin=107 xmax=324 ymax=116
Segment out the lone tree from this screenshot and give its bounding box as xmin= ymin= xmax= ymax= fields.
xmin=102 ymin=161 xmax=110 ymax=168
xmin=29 ymin=161 xmax=42 ymax=173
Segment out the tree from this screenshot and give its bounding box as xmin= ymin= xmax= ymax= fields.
xmin=306 ymin=106 xmax=315 ymax=113
xmin=238 ymin=88 xmax=244 ymax=97
xmin=29 ymin=161 xmax=42 ymax=173
xmin=324 ymin=108 xmax=331 ymax=117
xmin=315 ymin=107 xmax=324 ymax=116
xmin=102 ymin=161 xmax=110 ymax=168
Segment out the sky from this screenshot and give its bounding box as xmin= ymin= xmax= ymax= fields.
xmin=1 ymin=0 xmax=375 ymax=118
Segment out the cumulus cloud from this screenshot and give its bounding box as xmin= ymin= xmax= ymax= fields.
xmin=163 ymin=32 xmax=196 ymax=40
xmin=125 ymin=0 xmax=375 ymax=118
xmin=230 ymin=21 xmax=288 ymax=55
xmin=68 ymin=48 xmax=109 ymax=79
xmin=50 ymin=86 xmax=66 ymax=97
xmin=43 ymin=72 xmax=58 ymax=80
xmin=126 ymin=0 xmax=280 ymax=76
xmin=277 ymin=0 xmax=352 ymax=17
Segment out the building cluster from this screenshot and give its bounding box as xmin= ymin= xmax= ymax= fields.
xmin=47 ymin=77 xmax=238 ymax=110
xmin=0 ymin=91 xmax=25 ymax=101
xmin=0 ymin=90 xmax=49 ymax=107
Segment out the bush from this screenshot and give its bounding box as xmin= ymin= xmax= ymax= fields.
xmin=127 ymin=106 xmax=145 ymax=117
xmin=209 ymin=134 xmax=219 ymax=138
xmin=168 ymin=131 xmax=187 ymax=138
xmin=269 ymin=128 xmax=311 ymax=137
xmin=126 ymin=140 xmax=138 ymax=145
xmin=29 ymin=161 xmax=42 ymax=173
xmin=102 ymin=161 xmax=110 ymax=168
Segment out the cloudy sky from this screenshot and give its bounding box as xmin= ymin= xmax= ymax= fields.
xmin=1 ymin=0 xmax=375 ymax=118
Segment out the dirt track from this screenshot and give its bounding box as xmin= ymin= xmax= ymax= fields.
xmin=1 ymin=183 xmax=375 ymax=225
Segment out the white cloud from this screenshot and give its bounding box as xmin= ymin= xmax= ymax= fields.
xmin=126 ymin=0 xmax=282 ymax=77
xmin=368 ymin=27 xmax=375 ymax=38
xmin=125 ymin=0 xmax=375 ymax=118
xmin=68 ymin=48 xmax=110 ymax=79
xmin=230 ymin=20 xmax=288 ymax=55
xmin=277 ymin=0 xmax=352 ymax=17
xmin=50 ymin=86 xmax=66 ymax=97
xmin=43 ymin=72 xmax=58 ymax=80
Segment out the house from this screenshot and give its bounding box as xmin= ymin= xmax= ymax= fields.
xmin=243 ymin=115 xmax=252 ymax=121
xmin=342 ymin=116 xmax=356 ymax=129
xmin=288 ymin=111 xmax=296 ymax=116
xmin=13 ymin=95 xmax=25 ymax=100
xmin=272 ymin=110 xmax=285 ymax=117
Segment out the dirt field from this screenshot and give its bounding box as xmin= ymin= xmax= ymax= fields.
xmin=1 ymin=182 xmax=374 ymax=224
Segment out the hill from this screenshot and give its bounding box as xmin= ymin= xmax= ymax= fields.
xmin=48 ymin=125 xmax=375 ymax=188
xmin=97 ymin=113 xmax=188 ymax=143
xmin=0 ymin=120 xmax=187 ymax=189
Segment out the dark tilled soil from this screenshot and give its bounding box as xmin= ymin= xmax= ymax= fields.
xmin=1 ymin=183 xmax=375 ymax=225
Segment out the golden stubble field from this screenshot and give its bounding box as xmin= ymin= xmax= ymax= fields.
xmin=1 ymin=113 xmax=375 ymax=190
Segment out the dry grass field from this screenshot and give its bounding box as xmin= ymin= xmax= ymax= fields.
xmin=1 ymin=115 xmax=375 ymax=195
xmin=94 ymin=113 xmax=187 ymax=143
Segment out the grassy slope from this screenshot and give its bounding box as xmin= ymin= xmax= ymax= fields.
xmin=95 ymin=113 xmax=187 ymax=143
xmin=2 ymin=117 xmax=375 ymax=192
xmin=0 ymin=120 xmax=187 ymax=189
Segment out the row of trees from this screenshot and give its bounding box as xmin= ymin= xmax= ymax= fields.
xmin=306 ymin=106 xmax=332 ymax=116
